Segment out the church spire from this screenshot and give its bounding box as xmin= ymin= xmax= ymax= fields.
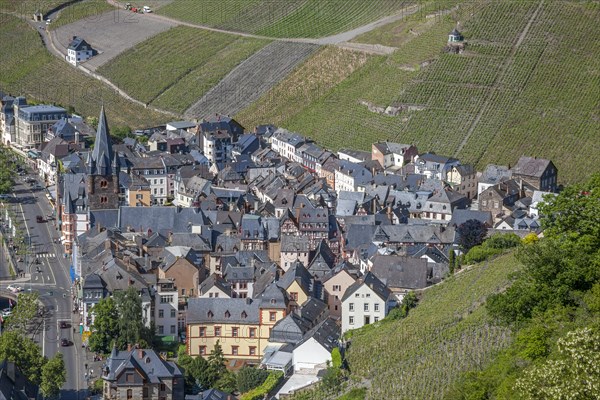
xmin=89 ymin=105 xmax=113 ymax=176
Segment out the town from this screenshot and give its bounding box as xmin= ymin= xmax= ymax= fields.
xmin=0 ymin=93 xmax=559 ymax=400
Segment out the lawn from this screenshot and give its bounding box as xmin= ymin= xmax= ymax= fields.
xmin=48 ymin=0 xmax=116 ymax=30
xmin=0 ymin=13 xmax=168 ymax=129
xmin=97 ymin=26 xmax=266 ymax=106
xmin=158 ymin=0 xmax=416 ymax=38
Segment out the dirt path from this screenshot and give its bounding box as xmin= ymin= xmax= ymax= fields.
xmin=453 ymin=0 xmax=545 ymax=157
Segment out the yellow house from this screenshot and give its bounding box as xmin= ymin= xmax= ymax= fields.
xmin=127 ymin=174 xmax=152 ymax=207
xmin=276 ymin=261 xmax=314 ymax=310
xmin=187 ymin=283 xmax=289 ymax=362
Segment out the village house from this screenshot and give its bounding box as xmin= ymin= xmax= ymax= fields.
xmin=371 ymin=142 xmax=418 ymax=169
xmin=322 ymin=264 xmax=358 ymax=319
xmin=446 ymin=164 xmax=477 ymax=199
xmin=511 ymin=156 xmax=558 ymax=192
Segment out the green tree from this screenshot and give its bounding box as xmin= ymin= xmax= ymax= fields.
xmin=215 ymin=370 xmax=237 ymax=393
xmin=448 ymin=250 xmax=456 ymax=274
xmin=6 ymin=292 xmax=41 ymax=337
xmin=237 ymin=367 xmax=269 ymax=393
xmin=40 ymin=352 xmax=66 ymax=398
xmin=89 ymin=297 xmax=119 ymax=353
xmin=115 ymin=287 xmax=144 ymax=349
xmin=0 ymin=331 xmax=46 ymax=385
xmin=206 ymin=340 xmax=227 ymax=387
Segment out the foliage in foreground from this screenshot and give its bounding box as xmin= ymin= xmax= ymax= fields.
xmin=448 ymin=173 xmax=600 ymax=399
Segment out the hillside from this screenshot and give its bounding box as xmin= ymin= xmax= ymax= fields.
xmin=235 ymin=0 xmax=600 ymax=184
xmin=288 ymin=254 xmax=522 ymax=400
xmin=0 ymin=13 xmax=168 ymax=128
xmin=156 ymin=0 xmax=416 ymax=38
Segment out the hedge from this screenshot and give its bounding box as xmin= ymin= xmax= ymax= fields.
xmin=240 ymin=371 xmax=284 ymax=400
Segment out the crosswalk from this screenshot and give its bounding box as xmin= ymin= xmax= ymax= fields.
xmin=36 ymin=253 xmax=55 ymax=258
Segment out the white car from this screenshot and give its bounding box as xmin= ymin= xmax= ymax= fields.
xmin=45 ymin=19 xmax=51 ymax=24
xmin=6 ymin=285 xmax=23 ymax=293
xmin=143 ymin=6 xmax=152 ymax=13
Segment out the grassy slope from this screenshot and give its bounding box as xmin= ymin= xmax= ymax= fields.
xmin=235 ymin=46 xmax=371 ymax=129
xmin=0 ymin=0 xmax=65 ymax=15
xmin=157 ymin=0 xmax=415 ymax=38
xmin=0 ymin=13 xmax=167 ymax=128
xmin=97 ymin=26 xmax=269 ymax=110
xmin=49 ymin=0 xmax=116 ymax=30
xmin=237 ymin=1 xmax=600 ymax=184
xmin=351 ymin=254 xmax=520 ymax=399
xmin=152 ymin=37 xmax=271 ymax=114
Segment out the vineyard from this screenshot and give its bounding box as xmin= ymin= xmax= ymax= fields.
xmin=0 ymin=0 xmax=65 ymax=16
xmin=235 ymin=46 xmax=370 ymax=129
xmin=286 ymin=254 xmax=522 ymax=400
xmin=236 ymin=0 xmax=600 ymax=184
xmin=97 ymin=26 xmax=268 ymax=110
xmin=0 ymin=14 xmax=168 ymax=129
xmin=184 ymin=42 xmax=320 ymax=119
xmin=157 ymin=0 xmax=415 ymax=38
xmin=49 ymin=0 xmax=116 ymax=30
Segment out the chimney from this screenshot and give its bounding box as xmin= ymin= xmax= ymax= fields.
xmin=73 ymin=36 xmax=77 ymax=41
xmin=127 ymin=343 xmax=132 ymax=352
xmin=138 ymin=349 xmax=144 ymax=359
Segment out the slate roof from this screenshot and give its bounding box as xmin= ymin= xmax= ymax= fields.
xmin=258 ymin=282 xmax=288 ymax=309
xmin=341 ymin=272 xmax=392 ymax=302
xmin=199 ymin=273 xmax=232 ymax=297
xmin=281 ymin=234 xmax=310 ymax=252
xmin=68 ymin=36 xmax=94 ymax=52
xmin=295 ymin=317 xmax=340 ymax=353
xmin=344 ymin=224 xmax=376 ymax=250
xmin=372 ymin=224 xmax=455 ymax=245
xmin=370 ymin=255 xmax=429 ymax=289
xmin=511 ymin=156 xmax=554 ymax=178
xmin=308 ymin=240 xmax=336 ymax=278
xmin=338 ymin=149 xmax=371 ymax=162
xmin=449 ymin=209 xmax=493 ymax=227
xmin=49 ymin=118 xmax=77 ymax=140
xmin=187 ymin=297 xmax=260 ymax=324
xmin=88 ymin=106 xmax=114 ymax=176
xmin=277 ymin=261 xmax=313 ymax=295
xmin=103 ymin=347 xmax=183 ymax=383
xmin=480 ymin=164 xmax=512 ymax=185
xmin=270 ymin=298 xmax=328 ymax=344
xmin=0 ymin=359 xmax=39 ymax=400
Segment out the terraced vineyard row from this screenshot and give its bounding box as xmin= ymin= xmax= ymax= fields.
xmin=240 ymin=0 xmax=599 ymax=184
xmin=158 ymin=0 xmax=415 ymax=38
xmin=185 ymin=42 xmax=320 ymax=119
xmin=0 ymin=13 xmax=167 ymax=128
xmin=97 ymin=26 xmax=269 ymax=107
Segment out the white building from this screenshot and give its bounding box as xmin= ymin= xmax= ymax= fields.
xmin=334 ymin=159 xmax=372 ymax=193
xmin=341 ymin=272 xmax=396 ymax=334
xmin=154 ymin=280 xmax=179 ymax=337
xmin=271 ymin=128 xmax=306 ymax=161
xmin=67 ymin=36 xmax=96 ymax=66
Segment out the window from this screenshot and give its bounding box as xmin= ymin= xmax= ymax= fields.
xmin=143 ymin=387 xmax=148 ymax=397
xmin=374 ymin=303 xmax=380 ymax=312
xmin=100 ymin=180 xmax=108 ymax=188
xmin=181 ymin=288 xmax=185 ymax=296
xmin=214 ymin=326 xmax=221 ymax=336
xmin=160 ymin=383 xmax=166 ymax=392
xmin=365 ymin=293 xmax=370 ymax=298
xmin=199 ymin=327 xmax=206 ymax=337
xmin=170 ymin=309 xmax=176 ymax=318
xmin=126 ymin=373 xmax=134 ymax=383
xmin=100 ymin=196 xmax=107 ymax=204
xmin=199 ymin=346 xmax=206 ymax=355
xmin=349 ymin=303 xmax=354 ymax=312
xmin=158 ymin=325 xmax=164 ymax=334
xmin=249 ymin=328 xmax=256 ymax=338
xmin=160 ymin=295 xmax=173 ymax=304
xmin=158 ymin=309 xmax=164 ymax=318
xmin=333 ymin=285 xmax=341 ymax=292
xmin=364 ymin=303 xmax=369 ymax=312
xmin=355 ymin=293 xmax=360 ymax=297
xmin=231 ymin=346 xmax=239 ymax=356
xmin=269 ymin=312 xmax=277 ymax=322
xmin=170 ymin=325 xmax=176 ymax=334
xmin=374 ymin=317 xmax=379 ymax=322
xmin=349 ymin=316 xmax=354 ymax=325
xmin=290 ymin=292 xmax=298 ymax=301
xmin=249 ymin=346 xmax=256 ymax=356
xmin=232 ymin=327 xmax=238 ymax=337
xmin=127 ymin=389 xmax=133 ymax=399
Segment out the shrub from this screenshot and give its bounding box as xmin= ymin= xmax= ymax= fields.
xmin=240 ymin=371 xmax=283 ymax=400
xmin=237 ymin=367 xmax=269 ymax=393
xmin=331 ymin=347 xmax=342 ymax=369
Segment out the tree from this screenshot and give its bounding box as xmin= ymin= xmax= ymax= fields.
xmin=40 ymin=353 xmax=66 ymax=398
xmin=237 ymin=367 xmax=269 ymax=393
xmin=114 ymin=287 xmax=144 ymax=349
xmin=515 ymin=328 xmax=600 ymax=399
xmin=205 ymin=340 xmax=227 ymax=388
xmin=215 ymin=371 xmax=237 ymax=394
xmin=89 ymin=297 xmax=119 ymax=353
xmin=0 ymin=331 xmax=46 ymax=385
xmin=6 ymin=292 xmax=41 ymax=337
xmin=457 ymin=219 xmax=488 ymax=251
xmin=448 ymin=250 xmax=456 ymax=274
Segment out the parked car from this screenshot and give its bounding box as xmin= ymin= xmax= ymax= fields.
xmin=45 ymin=19 xmax=51 ymax=24
xmin=143 ymin=6 xmax=152 ymax=12
xmin=59 ymin=321 xmax=69 ymax=329
xmin=60 ymin=338 xmax=70 ymax=347
xmin=7 ymin=285 xmax=23 ymax=293
xmin=36 ymin=215 xmax=44 ymax=223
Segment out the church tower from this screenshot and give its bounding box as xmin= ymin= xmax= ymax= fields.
xmin=87 ymin=106 xmax=120 ymax=210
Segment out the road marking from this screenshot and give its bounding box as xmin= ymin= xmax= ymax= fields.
xmin=47 ymin=276 xmax=51 ymax=281
xmin=34 ymin=275 xmax=38 ymax=281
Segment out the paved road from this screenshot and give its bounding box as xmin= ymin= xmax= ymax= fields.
xmin=3 ymin=174 xmax=85 ymax=400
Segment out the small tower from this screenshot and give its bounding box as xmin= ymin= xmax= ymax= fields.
xmin=448 ymin=28 xmax=464 ymax=43
xmin=447 ymin=26 xmax=466 ymax=54
xmin=87 ymin=106 xmax=119 ymax=210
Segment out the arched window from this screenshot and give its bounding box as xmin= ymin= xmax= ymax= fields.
xmin=100 ymin=180 xmax=108 ymax=188
xmin=127 ymin=389 xmax=133 ymax=399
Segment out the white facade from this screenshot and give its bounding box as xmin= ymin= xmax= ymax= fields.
xmin=155 ymin=288 xmax=179 ymax=337
xmin=199 ymin=286 xmax=231 ymax=299
xmin=293 ymin=338 xmax=332 ymax=371
xmin=67 ymin=47 xmax=94 ymax=66
xmin=341 ymin=284 xmax=391 ymax=334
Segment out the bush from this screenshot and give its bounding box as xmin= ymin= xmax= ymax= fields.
xmin=331 ymin=348 xmax=342 ymax=369
xmin=464 ymin=245 xmax=502 ymax=264
xmin=240 ymin=371 xmax=283 ymax=400
xmin=485 ymin=233 xmax=522 ymax=249
xmin=237 ymin=367 xmax=269 ymax=393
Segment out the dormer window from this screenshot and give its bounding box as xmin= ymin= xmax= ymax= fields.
xmin=207 ymin=311 xmax=213 ymax=318
xmin=224 ymin=310 xmax=231 ymax=318
xmin=241 ymin=311 xmax=247 ymax=319
xmin=270 ymin=298 xmax=276 ymax=305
